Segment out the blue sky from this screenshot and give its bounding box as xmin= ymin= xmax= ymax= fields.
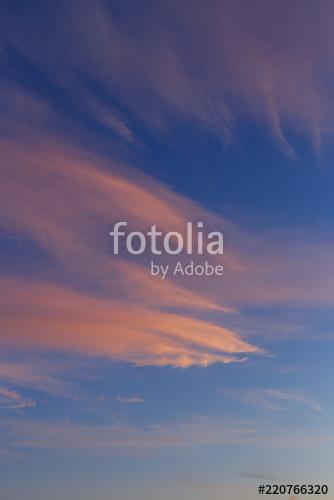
xmin=0 ymin=1 xmax=334 ymax=499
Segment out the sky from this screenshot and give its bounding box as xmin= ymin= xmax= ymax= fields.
xmin=1 ymin=1 xmax=334 ymax=499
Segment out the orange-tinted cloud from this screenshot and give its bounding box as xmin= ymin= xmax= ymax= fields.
xmin=0 ymin=277 xmax=258 ymax=367
xmin=3 ymin=130 xmax=334 ymax=315
xmin=1 ymin=121 xmax=334 ymax=369
xmin=0 ymin=134 xmax=230 ymax=310
xmin=0 ymin=125 xmax=261 ymax=367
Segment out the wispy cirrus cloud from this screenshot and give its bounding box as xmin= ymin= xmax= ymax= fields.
xmin=2 ymin=110 xmax=334 ymax=371
xmin=0 ymin=358 xmax=88 ymax=398
xmin=82 ymin=93 xmax=138 ymax=145
xmin=117 ymin=396 xmax=145 ymax=404
xmin=0 ymin=112 xmax=261 ymax=368
xmin=0 ymin=277 xmax=256 ymax=367
xmin=0 ymin=414 xmax=331 ymax=456
xmin=2 ymin=77 xmax=334 ymax=374
xmin=221 ymin=387 xmax=322 ymax=412
xmin=0 ymin=387 xmax=36 ymax=411
xmin=2 ymin=0 xmax=334 ymax=157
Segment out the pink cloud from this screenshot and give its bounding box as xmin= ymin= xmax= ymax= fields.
xmin=0 ymin=128 xmax=262 ymax=368
xmin=0 ymin=277 xmax=258 ymax=367
xmin=1 ymin=122 xmax=334 ymax=370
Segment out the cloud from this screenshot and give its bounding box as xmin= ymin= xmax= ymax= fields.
xmin=2 ymin=81 xmax=334 ymax=374
xmin=98 ymin=110 xmax=135 ymax=143
xmin=2 ymin=416 xmax=262 ymax=454
xmin=2 ymin=0 xmax=334 ymax=156
xmin=0 ymin=387 xmax=36 ymax=410
xmin=0 ymin=361 xmax=60 ymax=394
xmin=0 ymin=358 xmax=88 ymax=398
xmin=0 ymin=124 xmax=262 ymax=368
xmin=85 ymin=98 xmax=137 ymax=145
xmin=1 ymin=111 xmax=334 ymax=372
xmin=69 ymin=86 xmax=139 ymax=145
xmin=0 ymin=277 xmax=257 ymax=367
xmin=117 ymin=396 xmax=145 ymax=404
xmin=1 ymin=414 xmax=331 ymax=456
xmin=0 ymin=133 xmax=231 ymax=312
xmin=222 ymin=388 xmax=322 ymax=412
